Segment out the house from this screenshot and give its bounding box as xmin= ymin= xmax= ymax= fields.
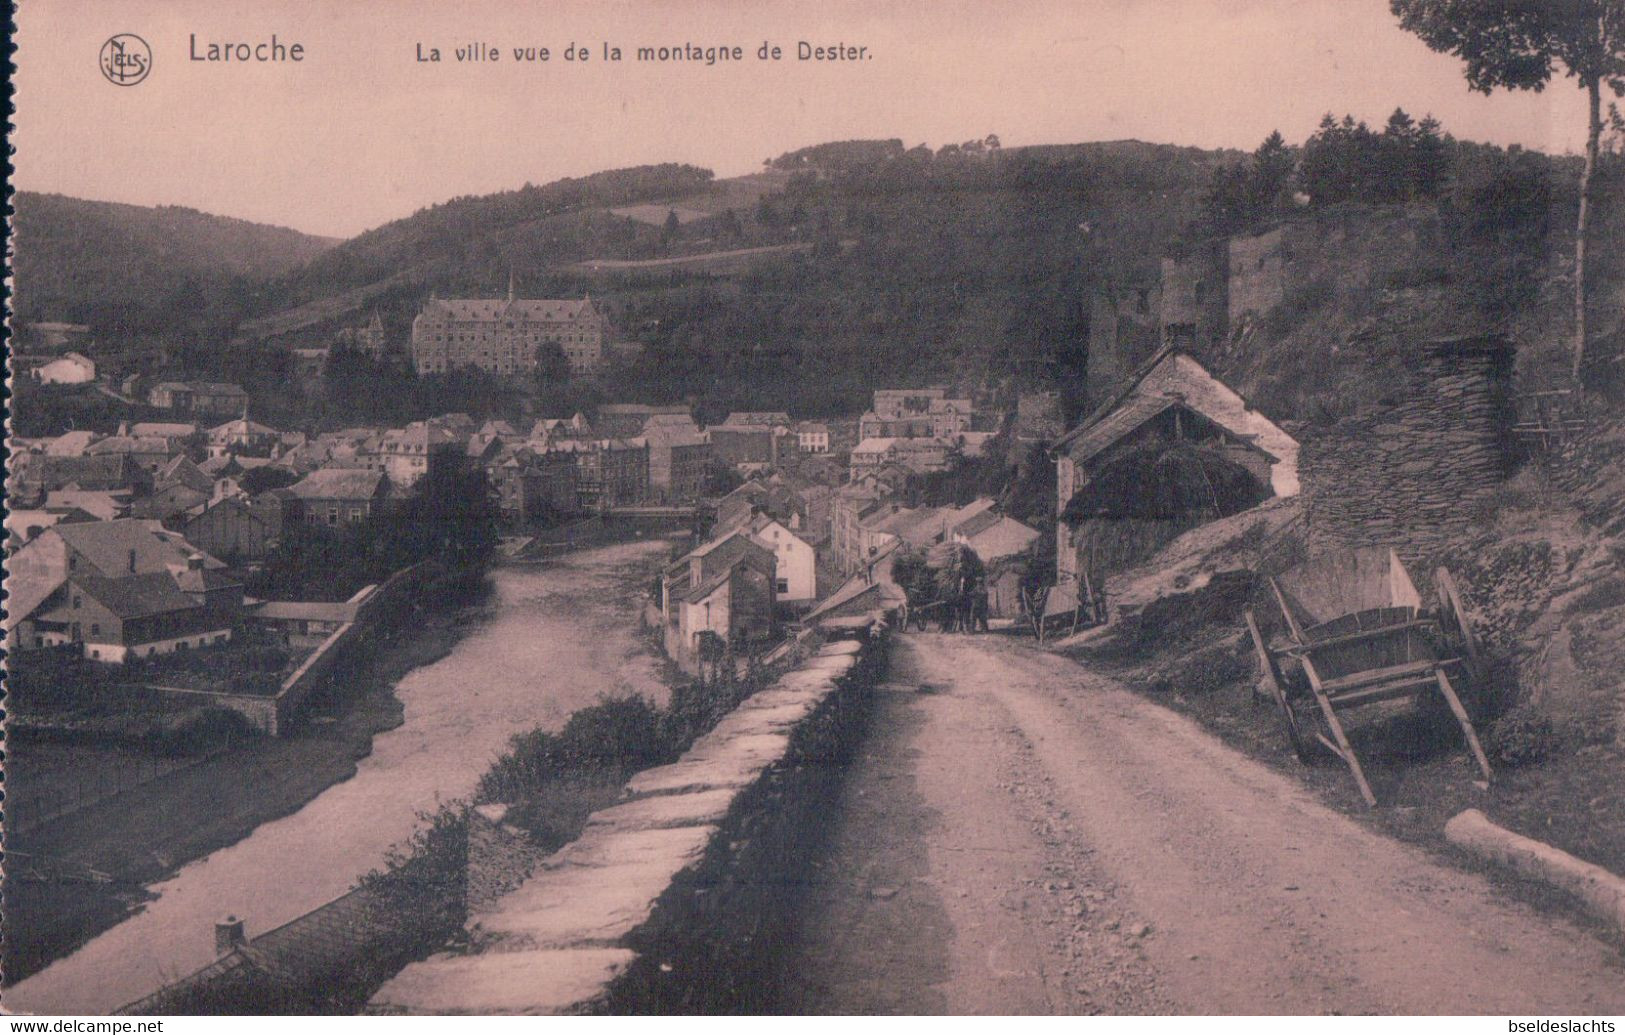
xmin=723 ymin=411 xmax=792 ymax=428
xmin=644 ymin=428 xmax=711 ymax=502
xmin=552 ymin=438 xmax=649 ymax=510
xmin=43 ymin=430 xmax=99 ymax=457
xmin=733 ymin=513 xmax=817 ymax=603
xmin=594 ymin=403 xmax=691 ymax=439
xmin=795 ymin=421 xmax=831 ymax=454
xmin=378 ymin=422 xmax=464 ymax=488
xmin=660 ymin=532 xmax=777 ymax=674
xmin=29 ymin=321 xmax=92 ymax=349
xmin=8 ymin=454 xmax=152 ymax=502
xmin=36 ymin=569 xmax=233 ymax=663
xmin=287 ymin=469 xmax=390 ymax=526
xmin=487 ymin=446 xmax=579 ymax=523
xmin=1050 ymin=345 xmax=1299 ymax=589
xmin=952 ymin=510 xmax=1040 ymax=563
xmin=180 ymin=497 xmax=279 ymax=562
xmin=872 ymin=388 xmax=947 ymax=418
xmin=207 ymin=418 xmax=281 ymax=458
xmin=248 ymin=599 xmax=361 ymax=648
xmin=803 ymin=566 xmax=908 ymax=627
xmin=44 ymin=489 xmax=133 ymax=522
xmin=127 ymin=482 xmax=211 ymax=523
xmin=132 ymin=421 xmax=201 ymax=442
xmin=830 ymin=482 xmax=895 ymax=573
xmin=849 ymin=437 xmax=955 ymax=479
xmin=156 ymin=455 xmax=216 ymax=495
xmin=6 ymin=507 xmax=97 ymax=548
xmin=707 ymin=423 xmax=793 ymax=470
xmin=4 ymin=519 xmax=237 ymax=659
xmin=33 ymin=352 xmax=97 ymax=384
xmin=715 ymin=479 xmax=805 ymax=532
xmin=85 ymin=435 xmax=180 ymax=474
xmin=148 ymin=381 xmax=251 ymax=416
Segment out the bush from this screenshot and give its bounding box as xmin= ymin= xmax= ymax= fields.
xmin=1171 ymin=643 xmax=1254 ymax=696
xmin=1485 ymin=707 xmax=1565 ymax=768
xmin=552 ymin=695 xmax=668 ymax=771
xmin=476 ymin=694 xmax=670 ymax=803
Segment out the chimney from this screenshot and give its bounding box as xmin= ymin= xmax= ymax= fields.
xmin=128 ymin=548 xmax=138 ymax=573
xmin=214 ymin=915 xmax=246 ymax=956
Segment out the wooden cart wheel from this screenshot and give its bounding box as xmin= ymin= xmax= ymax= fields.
xmin=1435 ymin=567 xmax=1485 ymax=685
xmin=1246 ymin=610 xmax=1312 ymax=762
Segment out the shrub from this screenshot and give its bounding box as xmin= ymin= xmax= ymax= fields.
xmin=1171 ymin=643 xmax=1254 ymax=696
xmin=1485 ymin=707 xmax=1564 ymax=768
xmin=552 ymin=695 xmax=668 ymax=771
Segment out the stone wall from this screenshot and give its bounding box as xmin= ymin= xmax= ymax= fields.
xmin=1227 ymin=227 xmax=1288 ymax=323
xmin=1301 ymin=334 xmax=1515 ymax=561
xmin=368 ymin=620 xmax=890 ymax=1015
xmin=1159 ymin=240 xmax=1228 ymax=347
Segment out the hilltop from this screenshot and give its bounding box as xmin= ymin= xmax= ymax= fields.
xmin=11 ymin=193 xmax=339 ymax=329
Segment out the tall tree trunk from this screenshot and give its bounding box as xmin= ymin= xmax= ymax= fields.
xmin=1573 ymin=75 xmax=1602 ymax=382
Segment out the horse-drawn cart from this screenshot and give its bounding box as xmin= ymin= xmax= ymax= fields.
xmin=1245 ymin=547 xmax=1492 ymax=806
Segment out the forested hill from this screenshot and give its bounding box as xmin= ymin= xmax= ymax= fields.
xmin=231 ymin=140 xmax=1237 ymax=421
xmin=11 ymin=192 xmax=338 ymax=327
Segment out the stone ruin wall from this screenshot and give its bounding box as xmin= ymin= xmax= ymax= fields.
xmin=1301 ymin=337 xmax=1515 ymax=563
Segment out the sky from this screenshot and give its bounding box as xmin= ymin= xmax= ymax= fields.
xmin=13 ymin=0 xmax=1589 ymax=239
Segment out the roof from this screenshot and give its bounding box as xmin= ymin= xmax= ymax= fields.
xmin=62 ymin=571 xmax=202 ymax=620
xmin=209 ymin=419 xmax=279 ymax=438
xmin=803 ymin=568 xmax=908 ymax=623
xmin=958 ymin=515 xmax=1040 ymax=561
xmin=85 ymin=436 xmax=175 ymax=456
xmin=51 ymin=519 xmax=205 ymax=575
xmin=127 ymin=484 xmax=211 ymax=520
xmin=131 ymin=422 xmax=199 ymax=438
xmin=681 ymin=569 xmax=734 ymax=605
xmin=44 ymin=430 xmax=99 ymax=456
xmin=174 ymin=565 xmax=244 ymax=595
xmin=158 ymin=456 xmax=216 ymax=493
xmin=250 ymin=600 xmax=358 ymax=623
xmin=1051 ymin=346 xmax=1300 ymax=496
xmin=420 ymin=296 xmax=596 ymax=322
xmin=43 ymin=490 xmax=128 ymax=521
xmin=289 ymin=468 xmax=387 ymax=501
xmin=952 ymin=508 xmax=1003 ymax=538
xmin=852 ymin=437 xmax=898 ymax=455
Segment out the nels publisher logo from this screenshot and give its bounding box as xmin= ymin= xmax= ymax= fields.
xmin=100 ymin=33 xmax=152 ymax=86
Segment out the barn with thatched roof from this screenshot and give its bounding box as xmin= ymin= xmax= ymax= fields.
xmin=1050 ymin=346 xmax=1298 ymax=591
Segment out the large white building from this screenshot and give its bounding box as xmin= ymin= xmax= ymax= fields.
xmin=411 ymin=280 xmax=605 ymax=378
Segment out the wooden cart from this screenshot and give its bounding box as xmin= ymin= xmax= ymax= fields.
xmin=1245 ymin=547 xmax=1491 ymax=806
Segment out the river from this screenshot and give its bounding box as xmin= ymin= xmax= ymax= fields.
xmin=5 ymin=539 xmax=674 ymax=1016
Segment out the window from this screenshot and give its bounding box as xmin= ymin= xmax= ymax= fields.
xmin=73 ymin=595 xmax=82 ymax=608
xmin=91 ymin=623 xmax=101 ymax=636
xmin=776 ymin=579 xmax=789 ymax=594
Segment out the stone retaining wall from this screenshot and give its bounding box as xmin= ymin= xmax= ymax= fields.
xmin=368 ymin=618 xmax=890 ymax=1015
xmin=1301 ymin=334 xmax=1514 ymax=561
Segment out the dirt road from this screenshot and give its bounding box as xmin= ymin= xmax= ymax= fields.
xmin=782 ymin=633 xmax=1625 ymax=1015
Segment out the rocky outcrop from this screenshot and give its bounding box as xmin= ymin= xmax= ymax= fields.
xmin=1302 ymin=333 xmax=1514 ymax=561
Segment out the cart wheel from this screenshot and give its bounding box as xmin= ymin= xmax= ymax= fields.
xmin=1435 ymin=566 xmax=1485 ymax=685
xmin=1247 ymin=610 xmax=1313 ymax=763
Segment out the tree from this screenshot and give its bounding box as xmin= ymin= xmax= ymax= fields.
xmin=1391 ymin=0 xmax=1625 ymax=380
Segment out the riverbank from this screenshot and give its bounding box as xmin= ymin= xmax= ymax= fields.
xmin=6 ymin=539 xmax=680 ymax=1015
xmin=1 ymin=606 xmax=478 ymax=985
